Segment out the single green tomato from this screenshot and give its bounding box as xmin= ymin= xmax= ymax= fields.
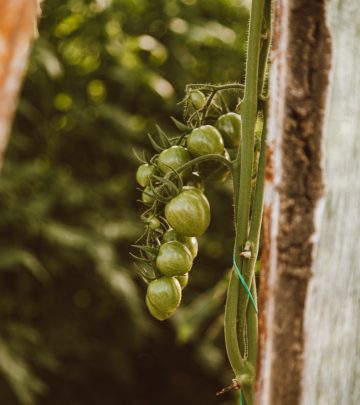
xmin=156 ymin=241 xmax=193 ymax=277
xmin=165 ymin=189 xmax=210 ymax=237
xmin=136 ymin=164 xmax=156 ymax=187
xmin=157 ymin=146 xmax=191 ymax=177
xmin=146 ymin=294 xmax=176 ymax=321
xmin=146 ymin=277 xmax=182 ymax=320
xmin=189 ymin=90 xmax=207 ymax=110
xmin=147 ymin=216 xmax=161 ymax=230
xmin=215 ymin=112 xmax=242 ymax=149
xmin=142 ymin=186 xmax=155 ymax=205
xmin=176 ymin=273 xmax=189 ymax=289
xmin=186 ymin=125 xmax=224 ymax=157
xmin=163 ymin=229 xmax=198 ymax=258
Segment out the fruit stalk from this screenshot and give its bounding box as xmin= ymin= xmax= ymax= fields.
xmin=224 ymin=0 xmax=266 ymax=403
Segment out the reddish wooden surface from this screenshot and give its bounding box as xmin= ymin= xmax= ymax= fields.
xmin=256 ymin=1 xmax=332 ymax=404
xmin=0 ymin=0 xmax=38 ymax=169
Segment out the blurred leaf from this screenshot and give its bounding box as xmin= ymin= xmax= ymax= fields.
xmin=173 ymin=275 xmax=228 ymax=343
xmin=0 ymin=248 xmax=48 ymax=282
xmin=0 ymin=339 xmax=46 ymax=405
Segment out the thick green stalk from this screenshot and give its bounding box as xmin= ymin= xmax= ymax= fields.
xmin=224 ymin=1 xmax=265 ymax=404
xmin=224 ymin=270 xmax=246 ymax=376
xmin=246 ymin=276 xmax=258 ymax=366
xmin=257 ymin=0 xmax=273 ymax=96
xmin=236 ymin=0 xmax=272 ymax=376
xmin=236 ymin=101 xmax=268 ymax=361
xmin=242 ymin=279 xmax=258 ymax=404
xmin=233 ymin=0 xmax=265 ymax=255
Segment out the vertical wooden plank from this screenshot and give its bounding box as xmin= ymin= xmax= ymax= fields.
xmin=256 ymin=1 xmax=332 ymax=404
xmin=302 ymin=1 xmax=360 ymax=404
xmin=0 ymin=0 xmax=38 ymax=170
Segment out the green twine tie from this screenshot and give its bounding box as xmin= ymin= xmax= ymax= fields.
xmin=233 ymin=252 xmax=258 ymax=313
xmin=240 ymin=392 xmax=244 ymax=405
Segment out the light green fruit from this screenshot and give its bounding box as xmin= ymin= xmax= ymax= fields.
xmin=156 ymin=241 xmax=193 ymax=276
xmin=148 ymin=216 xmax=161 ymax=230
xmin=176 ymin=273 xmax=189 ymax=289
xmin=186 ymin=125 xmax=224 ymax=157
xmin=189 ymin=90 xmax=207 ymax=109
xmin=146 ymin=277 xmax=182 ymax=321
xmin=163 ymin=229 xmax=198 ymax=258
xmin=157 ymin=146 xmax=191 ymax=176
xmin=215 ymin=112 xmax=242 ymax=149
xmin=136 ymin=164 xmax=156 ymax=187
xmin=146 ymin=294 xmax=176 ymax=321
xmin=165 ymin=189 xmax=210 ymax=237
xmin=142 ymin=186 xmax=155 ymax=204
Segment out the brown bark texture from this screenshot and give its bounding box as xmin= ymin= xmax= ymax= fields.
xmin=0 ymin=0 xmax=38 ymax=170
xmin=256 ymin=1 xmax=332 ymax=404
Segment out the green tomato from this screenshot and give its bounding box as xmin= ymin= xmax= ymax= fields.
xmin=176 ymin=273 xmax=189 ymax=289
xmin=199 ymin=149 xmax=231 ymax=183
xmin=147 ymin=216 xmax=161 ymax=230
xmin=146 ymin=277 xmax=182 ymax=321
xmin=186 ymin=125 xmax=224 ymax=157
xmin=189 ymin=90 xmax=207 ymax=109
xmin=156 ymin=241 xmax=193 ymax=277
xmin=157 ymin=146 xmax=191 ymax=176
xmin=215 ymin=112 xmax=242 ymax=149
xmin=146 ymin=295 xmax=172 ymax=321
xmin=142 ymin=186 xmax=155 ymax=205
xmin=165 ymin=189 xmax=210 ymax=237
xmin=136 ymin=164 xmax=156 ymax=187
xmin=185 ymin=172 xmax=205 ymax=192
xmin=163 ymin=229 xmax=198 ymax=258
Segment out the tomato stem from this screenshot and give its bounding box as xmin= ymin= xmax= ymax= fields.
xmin=257 ymin=0 xmax=273 ymax=97
xmin=223 ymin=0 xmax=272 ymax=403
xmin=237 ymin=101 xmax=267 ymax=373
xmin=164 ymin=154 xmax=233 ymax=179
xmin=186 ymin=83 xmax=245 ymax=127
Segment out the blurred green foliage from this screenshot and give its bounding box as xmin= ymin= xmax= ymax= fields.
xmin=0 ymin=0 xmax=248 ymax=404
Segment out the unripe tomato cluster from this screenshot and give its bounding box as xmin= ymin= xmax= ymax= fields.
xmin=134 ymin=88 xmax=242 ymax=321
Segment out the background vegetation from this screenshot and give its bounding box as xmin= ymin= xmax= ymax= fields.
xmin=0 ymin=0 xmax=249 ymax=404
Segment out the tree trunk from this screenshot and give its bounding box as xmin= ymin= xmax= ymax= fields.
xmin=256 ymin=1 xmax=332 ymax=404
xmin=0 ymin=0 xmax=39 ymax=170
xmin=301 ymin=1 xmax=360 ymax=404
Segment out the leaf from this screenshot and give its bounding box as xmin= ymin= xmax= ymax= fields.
xmin=0 ymin=339 xmax=46 ymax=405
xmin=170 ymin=116 xmax=191 ymax=132
xmin=0 ymin=248 xmax=48 ymax=282
xmin=173 ymin=276 xmax=227 ymax=343
xmin=147 ymin=133 xmax=164 ymax=153
xmin=155 ymin=125 xmax=171 ymax=148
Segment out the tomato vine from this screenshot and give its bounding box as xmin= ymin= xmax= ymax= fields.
xmin=132 ymin=0 xmax=272 ymax=403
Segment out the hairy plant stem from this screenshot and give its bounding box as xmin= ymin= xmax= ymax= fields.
xmin=246 ymin=277 xmax=258 ymax=366
xmin=239 ymin=100 xmax=268 ymax=404
xmin=187 ymin=83 xmax=245 ymax=92
xmin=224 ymin=0 xmax=267 ymax=403
xmin=258 ymin=0 xmax=273 ymax=96
xmin=187 ymin=83 xmax=245 ymax=126
xmin=161 ymin=154 xmax=233 ymax=184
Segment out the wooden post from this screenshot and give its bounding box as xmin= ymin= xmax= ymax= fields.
xmin=256 ymin=1 xmax=332 ymax=404
xmin=0 ymin=0 xmax=39 ymax=170
xmin=302 ymin=1 xmax=360 ymax=403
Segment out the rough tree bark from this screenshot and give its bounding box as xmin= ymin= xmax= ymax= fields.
xmin=0 ymin=0 xmax=39 ymax=170
xmin=256 ymin=1 xmax=332 ymax=404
